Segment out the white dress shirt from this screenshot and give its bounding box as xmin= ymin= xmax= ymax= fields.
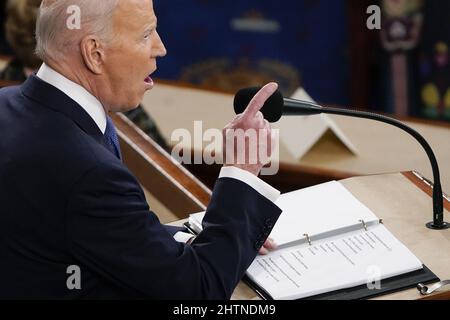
xmin=37 ymin=63 xmax=107 ymax=133
xmin=36 ymin=63 xmax=281 ymax=243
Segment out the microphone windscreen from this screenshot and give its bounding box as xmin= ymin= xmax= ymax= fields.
xmin=233 ymin=87 xmax=284 ymax=123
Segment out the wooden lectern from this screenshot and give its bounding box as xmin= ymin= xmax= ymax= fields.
xmin=168 ymin=171 xmax=450 ymax=300
xmin=113 ymin=104 xmax=450 ymax=300
xmin=112 ymin=113 xmax=212 ymax=219
xmin=2 ymin=79 xmax=449 ymax=300
xmin=141 ymin=81 xmax=450 ymax=194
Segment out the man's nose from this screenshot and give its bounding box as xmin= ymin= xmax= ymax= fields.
xmin=153 ymin=31 xmax=167 ymax=57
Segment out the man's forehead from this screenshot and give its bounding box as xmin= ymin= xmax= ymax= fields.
xmin=118 ymin=0 xmax=154 ymax=13
xmin=114 ymin=0 xmax=156 ymax=32
xmin=116 ymin=0 xmax=156 ymax=20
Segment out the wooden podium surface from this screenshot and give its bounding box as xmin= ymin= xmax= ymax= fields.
xmin=142 ymin=83 xmax=450 ymax=193
xmin=1 ymin=65 xmax=448 ymax=299
xmin=169 ymin=172 xmax=450 ymax=300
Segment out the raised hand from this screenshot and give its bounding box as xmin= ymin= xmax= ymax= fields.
xmin=223 ymin=82 xmax=279 ymax=176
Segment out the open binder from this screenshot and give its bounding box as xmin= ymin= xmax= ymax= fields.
xmin=184 ymin=180 xmax=440 ymax=300
xmin=242 ymin=265 xmax=437 ymax=300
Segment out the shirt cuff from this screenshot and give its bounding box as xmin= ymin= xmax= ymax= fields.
xmin=219 ymin=166 xmax=281 ymax=203
xmin=174 ymin=232 xmax=195 ymax=244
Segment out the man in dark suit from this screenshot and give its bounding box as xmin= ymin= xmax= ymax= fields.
xmin=0 ymin=0 xmax=282 ymax=299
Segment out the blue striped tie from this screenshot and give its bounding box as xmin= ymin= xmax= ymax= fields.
xmin=104 ymin=117 xmax=122 ymax=160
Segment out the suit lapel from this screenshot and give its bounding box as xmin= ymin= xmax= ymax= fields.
xmin=21 ymin=75 xmax=105 ymax=145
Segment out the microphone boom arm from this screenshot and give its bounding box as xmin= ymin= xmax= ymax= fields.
xmin=285 ymin=100 xmax=449 ymax=230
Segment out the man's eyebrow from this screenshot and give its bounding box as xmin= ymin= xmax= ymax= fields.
xmin=143 ymin=21 xmax=157 ymax=32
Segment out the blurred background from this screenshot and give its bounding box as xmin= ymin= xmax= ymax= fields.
xmin=0 ymin=0 xmax=449 ymax=121
xmin=1 ymin=0 xmax=449 ymax=221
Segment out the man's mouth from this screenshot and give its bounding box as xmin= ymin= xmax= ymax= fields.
xmin=144 ymin=75 xmax=154 ymax=85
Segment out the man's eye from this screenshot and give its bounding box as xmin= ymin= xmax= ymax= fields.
xmin=144 ymin=30 xmax=154 ymax=40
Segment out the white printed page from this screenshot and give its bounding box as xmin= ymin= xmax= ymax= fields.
xmin=246 ymin=224 xmax=423 ymax=300
xmin=269 ymin=181 xmax=379 ymax=246
xmin=189 ymin=181 xmax=379 ymax=247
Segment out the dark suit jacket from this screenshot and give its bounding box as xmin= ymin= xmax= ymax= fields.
xmin=0 ymin=76 xmax=281 ymax=299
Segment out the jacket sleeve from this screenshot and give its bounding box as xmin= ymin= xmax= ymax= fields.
xmin=66 ymin=163 xmax=281 ymax=299
xmin=164 ymin=225 xmax=186 ymax=237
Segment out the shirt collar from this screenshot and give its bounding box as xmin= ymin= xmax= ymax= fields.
xmin=36 ymin=63 xmax=107 ymax=134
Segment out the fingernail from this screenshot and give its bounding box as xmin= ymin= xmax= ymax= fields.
xmin=264 ymin=82 xmax=278 ymax=93
xmin=270 ymin=83 xmax=278 ymax=90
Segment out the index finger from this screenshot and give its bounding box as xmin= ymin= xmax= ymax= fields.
xmin=242 ymin=82 xmax=279 ymax=119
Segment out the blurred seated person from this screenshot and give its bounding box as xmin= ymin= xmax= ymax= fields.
xmin=124 ymin=106 xmax=169 ymax=149
xmin=1 ymin=0 xmax=167 ymax=148
xmin=0 ymin=0 xmax=41 ymax=82
xmin=0 ymin=1 xmax=12 ymax=54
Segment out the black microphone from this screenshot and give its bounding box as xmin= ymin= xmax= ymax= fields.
xmin=234 ymin=87 xmax=449 ymax=230
xmin=234 ymin=87 xmax=323 ymax=121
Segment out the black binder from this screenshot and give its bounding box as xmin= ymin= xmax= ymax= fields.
xmin=183 ymin=221 xmax=439 ymax=300
xmin=242 ymin=265 xmax=439 ymax=300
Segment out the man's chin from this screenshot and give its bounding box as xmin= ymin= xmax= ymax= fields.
xmin=125 ymin=103 xmax=142 ymax=112
xmin=109 ymin=102 xmax=141 ymax=113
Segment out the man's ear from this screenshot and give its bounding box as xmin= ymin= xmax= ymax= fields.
xmin=80 ymin=36 xmax=105 ymax=75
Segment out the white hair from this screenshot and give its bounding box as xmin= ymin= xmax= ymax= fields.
xmin=35 ymin=0 xmax=119 ymax=61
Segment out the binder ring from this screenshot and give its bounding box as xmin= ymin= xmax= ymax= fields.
xmin=359 ymin=219 xmax=368 ymax=231
xmin=303 ymin=234 xmax=312 ymax=246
